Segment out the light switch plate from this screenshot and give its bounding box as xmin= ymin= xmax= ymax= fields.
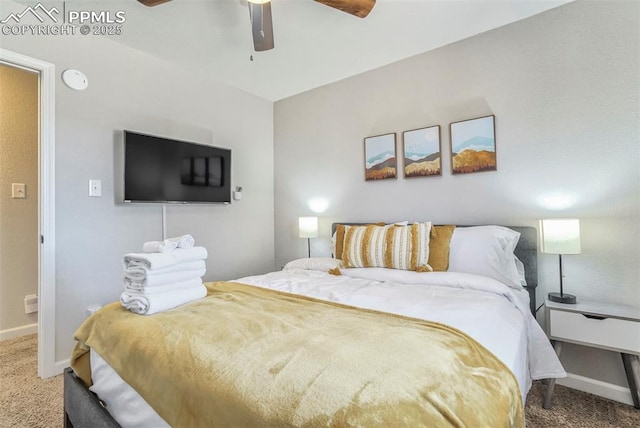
xmin=12 ymin=183 xmax=26 ymax=199
xmin=89 ymin=179 xmax=102 ymax=197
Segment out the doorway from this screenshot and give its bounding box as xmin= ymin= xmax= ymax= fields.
xmin=0 ymin=49 xmax=56 ymax=378
xmin=0 ymin=63 xmax=38 ymax=340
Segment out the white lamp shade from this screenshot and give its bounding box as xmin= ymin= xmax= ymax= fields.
xmin=298 ymin=217 xmax=318 ymax=239
xmin=540 ymin=219 xmax=581 ymax=254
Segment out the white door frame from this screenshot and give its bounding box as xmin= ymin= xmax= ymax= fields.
xmin=0 ymin=49 xmax=56 ymax=378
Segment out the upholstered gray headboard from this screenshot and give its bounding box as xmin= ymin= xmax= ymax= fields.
xmin=331 ymin=223 xmax=538 ymax=315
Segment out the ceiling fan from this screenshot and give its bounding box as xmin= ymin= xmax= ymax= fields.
xmin=137 ymin=0 xmax=376 ymax=52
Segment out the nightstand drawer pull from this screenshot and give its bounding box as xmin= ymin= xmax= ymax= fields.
xmin=583 ymin=314 xmax=607 ymax=320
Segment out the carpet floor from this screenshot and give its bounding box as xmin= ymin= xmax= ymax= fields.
xmin=1 ymin=334 xmax=638 ymax=427
xmin=0 ymin=334 xmax=62 ymax=428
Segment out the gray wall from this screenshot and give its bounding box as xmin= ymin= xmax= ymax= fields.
xmin=0 ymin=63 xmax=39 ymax=333
xmin=274 ymin=0 xmax=639 ymax=388
xmin=1 ymin=29 xmax=274 ymax=361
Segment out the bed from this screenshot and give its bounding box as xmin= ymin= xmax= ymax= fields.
xmin=65 ymin=223 xmax=565 ymax=427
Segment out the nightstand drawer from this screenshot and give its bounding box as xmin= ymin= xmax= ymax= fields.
xmin=549 ymin=310 xmax=640 ymax=354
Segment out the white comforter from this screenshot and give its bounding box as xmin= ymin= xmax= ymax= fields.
xmin=235 ymin=264 xmax=566 ymax=400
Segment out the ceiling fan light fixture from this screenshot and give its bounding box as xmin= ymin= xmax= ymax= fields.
xmin=248 ymin=0 xmax=274 ymax=52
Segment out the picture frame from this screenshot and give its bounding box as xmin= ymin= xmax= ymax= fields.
xmin=364 ymin=133 xmax=397 ymax=181
xmin=403 ymin=125 xmax=441 ymax=178
xmin=449 ymin=115 xmax=497 ymax=174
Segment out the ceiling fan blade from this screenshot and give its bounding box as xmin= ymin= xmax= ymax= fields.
xmin=249 ymin=1 xmax=274 ymax=52
xmin=137 ymin=0 xmax=172 ymax=7
xmin=314 ymin=0 xmax=376 ymax=18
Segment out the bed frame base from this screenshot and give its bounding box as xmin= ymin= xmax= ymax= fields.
xmin=64 ymin=367 xmax=120 ymax=428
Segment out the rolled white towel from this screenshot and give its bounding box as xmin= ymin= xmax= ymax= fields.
xmin=167 ymin=234 xmax=195 ymax=249
xmin=124 ymin=268 xmax=206 ymax=290
xmin=142 ymin=240 xmax=178 ymax=253
xmin=124 ymin=278 xmax=203 ymax=295
xmin=123 ymin=247 xmax=208 ymax=271
xmin=120 ymin=283 xmax=207 ymax=315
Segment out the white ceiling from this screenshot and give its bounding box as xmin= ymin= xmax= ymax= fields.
xmin=104 ymin=0 xmax=573 ymax=101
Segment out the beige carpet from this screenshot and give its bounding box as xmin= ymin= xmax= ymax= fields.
xmin=525 ymin=379 xmax=640 ymax=427
xmin=0 ymin=334 xmax=63 ymax=428
xmin=1 ymin=334 xmax=639 ymax=427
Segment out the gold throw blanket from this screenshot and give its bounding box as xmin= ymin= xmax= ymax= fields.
xmin=72 ymin=281 xmax=524 ymax=427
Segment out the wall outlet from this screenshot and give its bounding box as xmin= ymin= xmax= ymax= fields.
xmin=86 ymin=305 xmax=102 ymax=318
xmin=12 ymin=183 xmax=26 ymax=199
xmin=24 ymin=294 xmax=38 ymax=314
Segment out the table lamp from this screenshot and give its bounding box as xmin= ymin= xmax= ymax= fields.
xmin=298 ymin=216 xmax=318 ymax=258
xmin=540 ymin=218 xmax=581 ymax=304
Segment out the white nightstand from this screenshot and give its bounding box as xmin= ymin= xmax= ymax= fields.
xmin=544 ymin=299 xmax=640 ymax=409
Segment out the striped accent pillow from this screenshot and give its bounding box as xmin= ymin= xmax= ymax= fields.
xmin=332 ymin=222 xmax=385 ymax=259
xmin=342 ymin=223 xmax=432 ymax=271
xmin=341 ymin=224 xmax=394 ymax=268
xmin=410 ymin=222 xmax=432 ymax=272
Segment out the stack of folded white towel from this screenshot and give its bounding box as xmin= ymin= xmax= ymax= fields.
xmin=120 ymin=234 xmax=208 ymax=315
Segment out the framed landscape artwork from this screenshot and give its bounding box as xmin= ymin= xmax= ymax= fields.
xmin=449 ymin=115 xmax=497 ymax=174
xmin=403 ymin=125 xmax=441 ymax=178
xmin=364 ymin=133 xmax=397 ymax=181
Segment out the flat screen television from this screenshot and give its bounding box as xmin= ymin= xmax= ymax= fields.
xmin=124 ymin=131 xmax=231 ymax=204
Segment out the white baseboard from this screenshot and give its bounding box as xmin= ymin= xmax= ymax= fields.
xmin=54 ymin=358 xmax=70 ymax=375
xmin=558 ymin=372 xmax=633 ymax=406
xmin=0 ymin=323 xmax=37 ymax=341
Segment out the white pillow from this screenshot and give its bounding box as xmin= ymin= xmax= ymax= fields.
xmin=514 ymin=255 xmax=527 ymax=286
xmin=284 ymin=257 xmax=341 ymax=272
xmin=448 ymin=226 xmax=522 ymax=288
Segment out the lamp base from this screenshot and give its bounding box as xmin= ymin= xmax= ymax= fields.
xmin=548 ymin=292 xmax=576 ymax=304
